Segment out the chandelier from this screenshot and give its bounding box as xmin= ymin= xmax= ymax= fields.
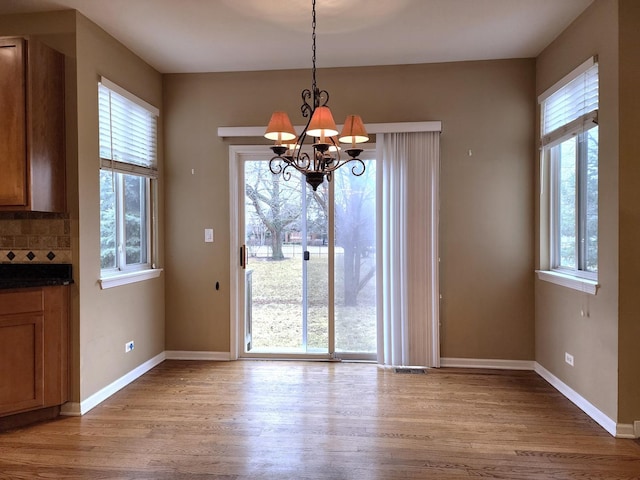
xmin=264 ymin=0 xmax=369 ymax=191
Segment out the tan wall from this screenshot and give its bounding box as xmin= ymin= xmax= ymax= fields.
xmin=74 ymin=13 xmax=165 ymax=401
xmin=617 ymin=0 xmax=640 ymax=425
xmin=164 ymin=59 xmax=536 ymax=359
xmin=535 ymin=0 xmax=619 ymax=420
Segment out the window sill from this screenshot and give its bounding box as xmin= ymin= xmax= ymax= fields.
xmin=536 ymin=270 xmax=598 ymax=295
xmin=99 ymin=268 xmax=163 ymax=289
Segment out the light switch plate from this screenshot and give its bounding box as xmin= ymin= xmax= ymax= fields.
xmin=205 ymin=228 xmax=214 ymax=243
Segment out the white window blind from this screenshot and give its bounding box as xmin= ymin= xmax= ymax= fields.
xmin=539 ymin=57 xmax=598 ymax=147
xmin=99 ymin=77 xmax=159 ymax=177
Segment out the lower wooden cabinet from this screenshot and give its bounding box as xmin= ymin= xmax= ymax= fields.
xmin=0 ymin=286 xmax=69 ymax=417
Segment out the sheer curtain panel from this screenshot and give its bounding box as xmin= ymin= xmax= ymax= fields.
xmin=377 ymin=132 xmax=440 ymax=368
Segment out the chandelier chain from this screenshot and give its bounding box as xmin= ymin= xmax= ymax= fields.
xmin=311 ymin=0 xmax=317 ymax=102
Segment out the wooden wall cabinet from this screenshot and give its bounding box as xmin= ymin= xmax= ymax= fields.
xmin=0 ymin=36 xmax=66 ymax=212
xmin=0 ymin=286 xmax=69 ymax=417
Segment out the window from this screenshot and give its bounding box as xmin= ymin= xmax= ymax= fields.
xmin=538 ymin=57 xmax=598 ymax=291
xmin=98 ymin=77 xmax=160 ymax=287
xmin=550 ymin=128 xmax=598 ymax=274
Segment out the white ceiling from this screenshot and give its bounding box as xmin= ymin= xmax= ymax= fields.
xmin=0 ymin=0 xmax=594 ymax=74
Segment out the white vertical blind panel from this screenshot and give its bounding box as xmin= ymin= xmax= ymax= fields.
xmin=379 ymin=133 xmax=410 ymax=367
xmin=406 ymin=132 xmax=440 ymax=367
xmin=377 ymin=132 xmax=440 ymax=368
xmin=541 ymin=63 xmax=598 ymax=137
xmin=99 ymin=82 xmax=158 ymax=171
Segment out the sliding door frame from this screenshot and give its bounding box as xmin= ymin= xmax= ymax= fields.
xmin=229 ymin=145 xmax=377 ymax=360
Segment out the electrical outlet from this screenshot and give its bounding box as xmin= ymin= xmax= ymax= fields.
xmin=565 ymin=352 xmax=574 ymax=366
xmin=125 ymin=341 xmax=135 ymax=353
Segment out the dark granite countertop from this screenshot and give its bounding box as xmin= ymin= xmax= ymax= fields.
xmin=0 ymin=264 xmax=73 ymax=290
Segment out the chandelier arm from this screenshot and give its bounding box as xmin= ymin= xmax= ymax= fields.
xmin=294 ymin=151 xmax=312 ymax=171
xmin=301 ymin=89 xmax=313 ymax=118
xmin=322 ymin=157 xmax=366 ymax=177
xmin=349 ymin=157 xmax=367 ymax=177
xmin=295 ymin=115 xmax=314 ymax=153
xmin=317 ymin=89 xmax=329 ymax=107
xmin=281 ymin=163 xmax=294 ymax=182
xmin=329 ymin=136 xmax=339 ymax=154
xmin=329 ymin=137 xmax=341 ymax=166
xmin=317 ymin=151 xmax=327 ymax=173
xmin=270 ymin=152 xmax=312 ymax=175
xmin=269 ymin=155 xmax=289 ymax=176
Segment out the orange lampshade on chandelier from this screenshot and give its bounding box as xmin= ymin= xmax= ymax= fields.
xmin=264 ymin=0 xmax=368 ymax=191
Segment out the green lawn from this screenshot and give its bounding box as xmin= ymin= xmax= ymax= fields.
xmin=248 ymin=251 xmax=377 ymax=353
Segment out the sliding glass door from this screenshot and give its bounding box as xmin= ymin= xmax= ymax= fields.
xmin=333 ymin=161 xmax=377 ymax=354
xmin=237 ymin=151 xmax=377 ymax=359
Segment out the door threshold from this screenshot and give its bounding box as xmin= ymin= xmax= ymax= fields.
xmin=240 ymin=356 xmax=343 ymax=362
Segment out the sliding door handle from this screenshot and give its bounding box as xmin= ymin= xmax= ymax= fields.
xmin=240 ymin=245 xmax=248 ymax=269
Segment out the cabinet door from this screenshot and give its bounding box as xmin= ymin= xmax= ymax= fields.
xmin=0 ymin=38 xmax=27 ymax=206
xmin=27 ymin=38 xmax=66 ymax=212
xmin=0 ymin=314 xmax=45 ymax=416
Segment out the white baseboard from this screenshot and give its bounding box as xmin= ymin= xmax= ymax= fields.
xmin=165 ymin=350 xmax=231 ymax=361
xmin=534 ymin=362 xmax=618 ymax=437
xmin=440 ymin=357 xmax=535 ymax=370
xmin=60 ymin=351 xmax=166 ymax=417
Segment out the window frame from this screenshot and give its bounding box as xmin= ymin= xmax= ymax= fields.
xmin=98 ymin=77 xmax=161 ymax=288
xmin=99 ymin=171 xmax=153 ymax=275
xmin=537 ymin=57 xmax=599 ymax=294
xmin=548 ymin=127 xmax=598 ymax=281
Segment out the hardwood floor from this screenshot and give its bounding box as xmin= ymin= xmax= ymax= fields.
xmin=1 ymin=360 xmax=639 ymax=479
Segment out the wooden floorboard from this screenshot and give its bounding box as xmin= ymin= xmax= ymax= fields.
xmin=0 ymin=360 xmax=639 ymax=479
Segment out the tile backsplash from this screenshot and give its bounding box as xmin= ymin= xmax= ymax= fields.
xmin=0 ymin=212 xmax=71 ymax=264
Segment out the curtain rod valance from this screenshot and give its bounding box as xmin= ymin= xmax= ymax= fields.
xmin=217 ymin=121 xmax=442 ymax=138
